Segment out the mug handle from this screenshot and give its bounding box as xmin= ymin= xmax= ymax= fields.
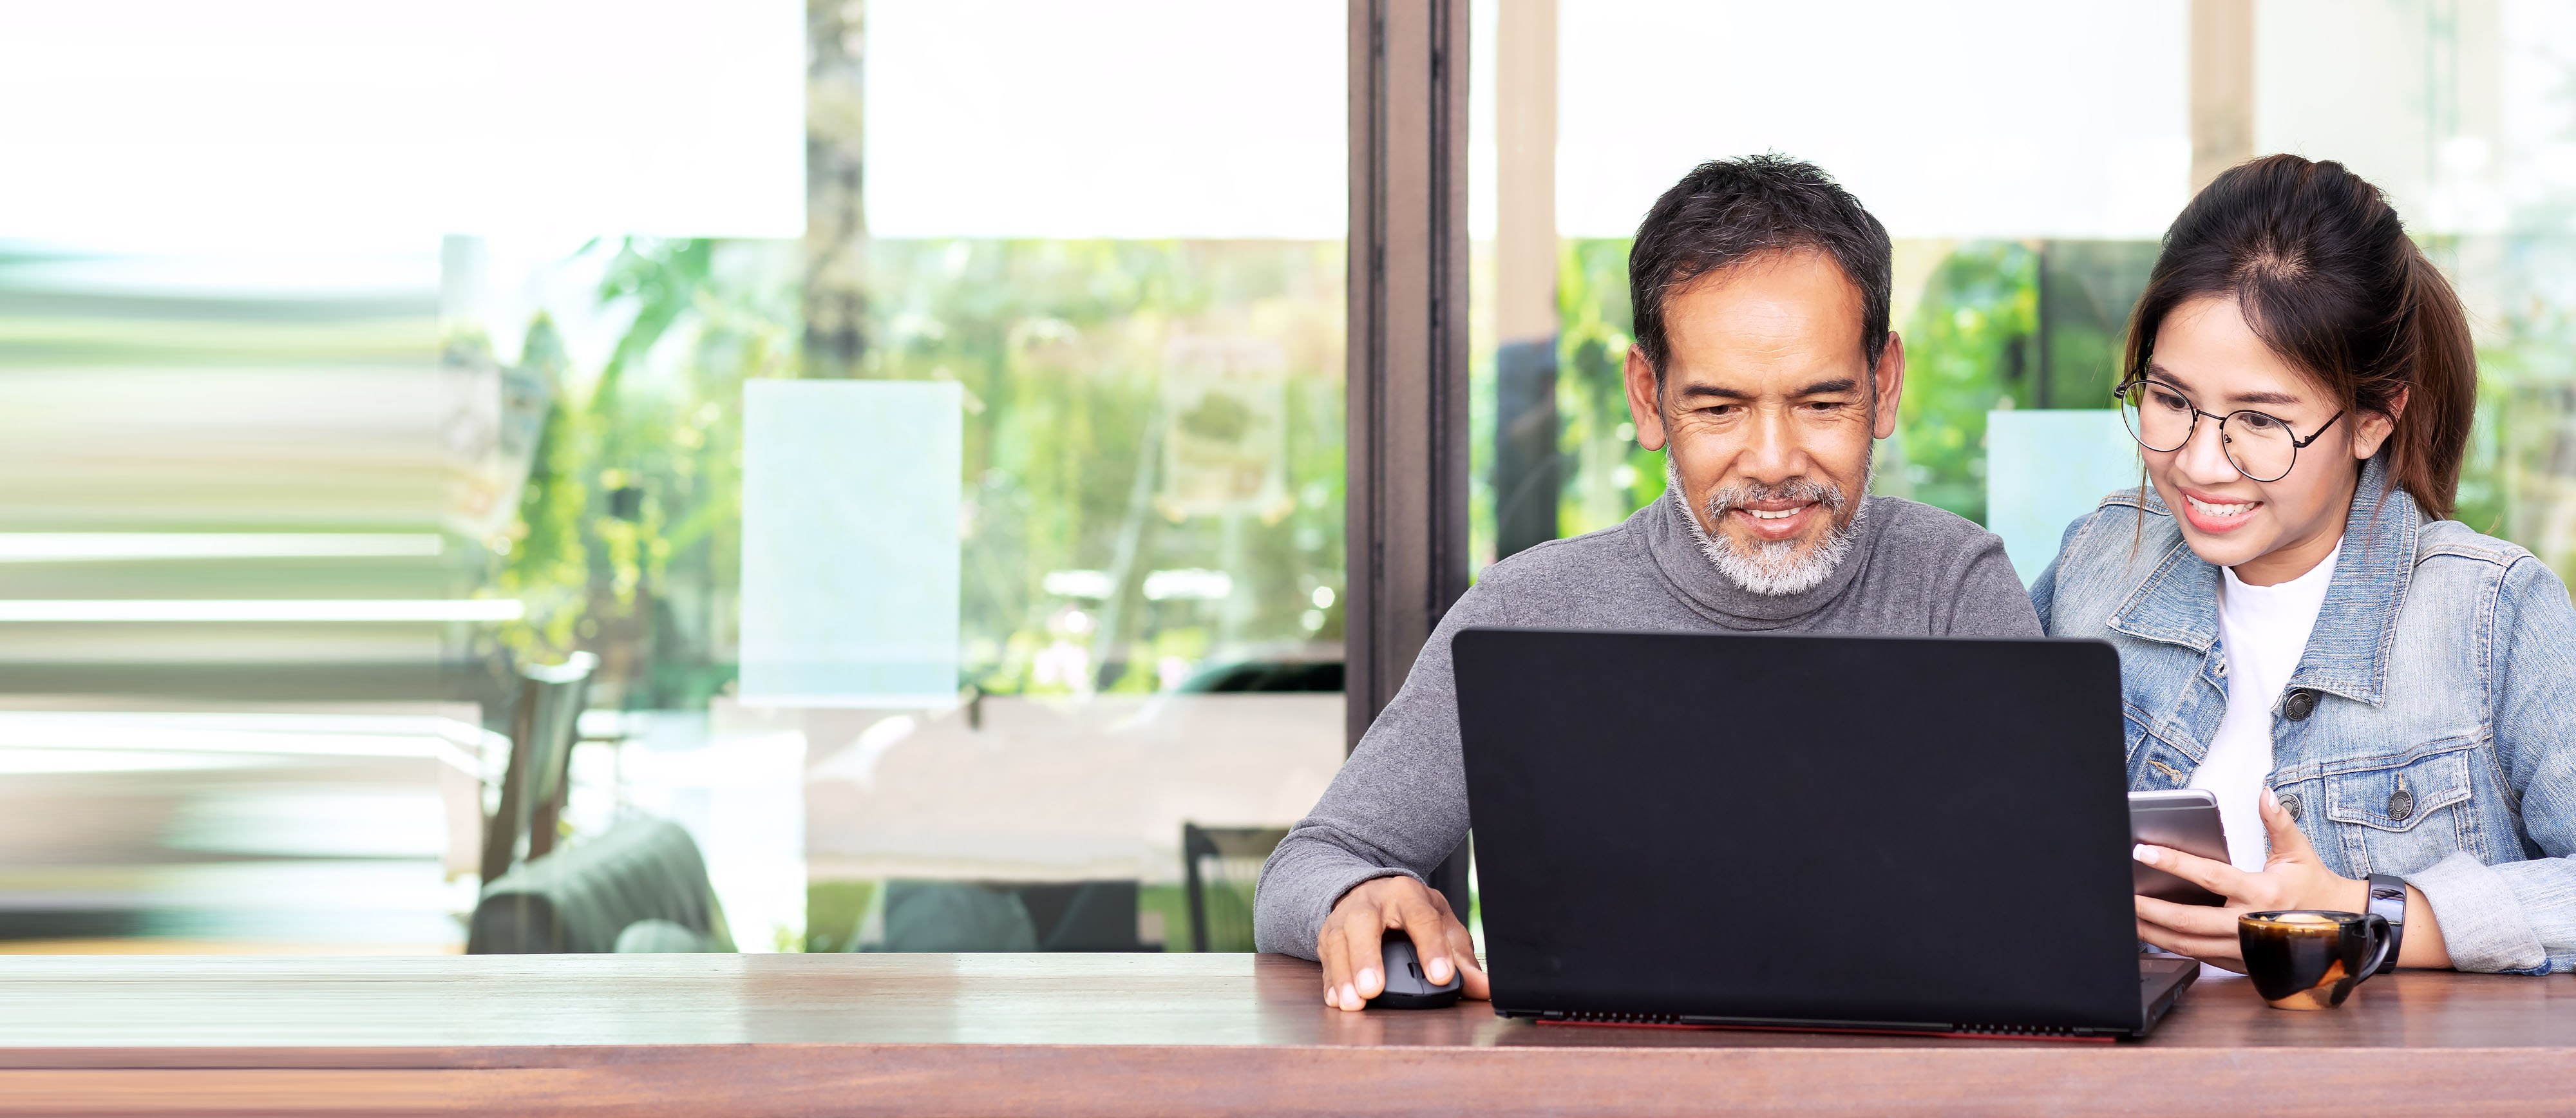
xmin=2357 ymin=913 xmax=2396 ymax=983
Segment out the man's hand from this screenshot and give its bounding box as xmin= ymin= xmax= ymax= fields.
xmin=2133 ymin=787 xmax=2370 ymax=972
xmin=1317 ymin=876 xmax=1488 ymax=1011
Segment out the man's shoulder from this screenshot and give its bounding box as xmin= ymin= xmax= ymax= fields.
xmin=1476 ymin=516 xmax=1649 ymax=589
xmin=1859 ymin=496 xmax=2040 ymax=636
xmin=1460 ymin=513 xmax=1671 ymax=625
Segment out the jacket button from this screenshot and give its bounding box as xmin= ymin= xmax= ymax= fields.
xmin=2388 ymin=788 xmax=2414 ymax=822
xmin=2278 ymin=792 xmax=2304 ymax=822
xmin=2282 ymin=689 xmax=2317 ymax=721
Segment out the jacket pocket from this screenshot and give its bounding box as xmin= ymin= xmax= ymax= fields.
xmin=2322 ymin=742 xmax=2477 ymax=875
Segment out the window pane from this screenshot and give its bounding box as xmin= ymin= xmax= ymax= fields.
xmin=0 ymin=1 xmax=1345 ymax=957
xmin=1474 ymin=0 xmax=2576 ymax=592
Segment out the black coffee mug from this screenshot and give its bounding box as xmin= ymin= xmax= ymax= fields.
xmin=2238 ymin=910 xmax=2395 ymax=1010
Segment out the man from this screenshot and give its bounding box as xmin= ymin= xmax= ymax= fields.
xmin=1254 ymin=155 xmax=2041 ymax=1010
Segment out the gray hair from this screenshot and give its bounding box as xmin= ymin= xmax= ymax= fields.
xmin=1627 ymin=154 xmax=1893 ymax=380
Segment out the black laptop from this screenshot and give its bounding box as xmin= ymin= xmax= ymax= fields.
xmin=1451 ymin=628 xmax=2195 ymax=1040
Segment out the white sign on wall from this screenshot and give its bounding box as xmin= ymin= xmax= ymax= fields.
xmin=741 ymin=380 xmax=962 ymax=707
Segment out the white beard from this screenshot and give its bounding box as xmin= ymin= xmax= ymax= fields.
xmin=1667 ymin=456 xmax=1867 ymax=597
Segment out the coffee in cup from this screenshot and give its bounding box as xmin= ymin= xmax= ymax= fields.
xmin=2238 ymin=910 xmax=2394 ymax=1010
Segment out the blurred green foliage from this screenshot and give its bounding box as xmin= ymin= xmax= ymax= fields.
xmin=1555 ymin=238 xmax=1669 ymax=536
xmin=2460 ymin=232 xmax=2576 ymax=573
xmin=491 ymin=238 xmax=1347 ymax=705
xmin=803 ymin=879 xmax=878 ymax=953
xmin=1889 ymin=242 xmax=2040 ymax=524
xmin=862 ymin=240 xmax=1347 ymax=694
xmin=494 ymin=237 xmax=794 ymax=707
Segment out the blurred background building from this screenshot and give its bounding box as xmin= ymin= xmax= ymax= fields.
xmin=1 ymin=0 xmax=2570 ymax=957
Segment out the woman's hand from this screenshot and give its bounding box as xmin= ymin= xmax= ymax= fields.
xmin=2131 ymin=788 xmax=2370 ymax=972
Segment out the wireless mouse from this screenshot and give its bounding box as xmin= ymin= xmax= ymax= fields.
xmin=1365 ymin=931 xmax=1463 ymax=1009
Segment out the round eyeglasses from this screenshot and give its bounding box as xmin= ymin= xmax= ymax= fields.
xmin=2114 ymin=378 xmax=2344 ymax=484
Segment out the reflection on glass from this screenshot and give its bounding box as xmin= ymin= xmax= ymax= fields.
xmin=862 ymin=240 xmax=1347 ymax=696
xmin=0 ymin=2 xmax=1358 ymax=961
xmin=800 ymin=240 xmax=1349 ymax=952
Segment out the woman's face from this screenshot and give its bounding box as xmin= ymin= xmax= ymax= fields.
xmin=2136 ymin=296 xmax=2396 ymax=582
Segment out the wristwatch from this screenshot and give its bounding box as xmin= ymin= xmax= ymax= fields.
xmin=2366 ymin=873 xmax=2407 ymax=975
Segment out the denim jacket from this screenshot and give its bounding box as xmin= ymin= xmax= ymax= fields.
xmin=2032 ymin=457 xmax=2576 ymax=974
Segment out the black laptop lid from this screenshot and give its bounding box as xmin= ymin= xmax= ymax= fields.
xmin=1452 ymin=628 xmax=2137 ymax=1034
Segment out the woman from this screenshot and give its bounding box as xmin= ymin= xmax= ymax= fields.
xmin=2032 ymin=155 xmax=2576 ymax=975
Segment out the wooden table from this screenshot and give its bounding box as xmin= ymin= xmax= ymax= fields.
xmin=2 ymin=953 xmax=2571 ymax=1115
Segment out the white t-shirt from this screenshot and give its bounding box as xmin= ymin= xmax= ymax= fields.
xmin=2190 ymin=538 xmax=2342 ymax=873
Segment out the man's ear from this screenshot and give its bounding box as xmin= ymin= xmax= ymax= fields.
xmin=1870 ymin=332 xmax=1906 ymax=441
xmin=1624 ymin=345 xmax=1668 ymax=451
xmin=2352 ymin=386 xmax=2407 ymax=460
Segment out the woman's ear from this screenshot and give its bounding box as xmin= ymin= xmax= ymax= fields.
xmin=2351 ymin=386 xmax=2409 ymax=460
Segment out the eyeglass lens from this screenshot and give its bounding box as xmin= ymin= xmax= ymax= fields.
xmin=2117 ymin=382 xmax=2300 ymax=482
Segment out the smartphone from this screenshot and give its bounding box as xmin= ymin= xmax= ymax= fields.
xmin=2130 ymin=790 xmax=2230 ymax=906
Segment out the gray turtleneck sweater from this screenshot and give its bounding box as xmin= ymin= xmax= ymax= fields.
xmin=1251 ymin=489 xmax=2041 ymax=957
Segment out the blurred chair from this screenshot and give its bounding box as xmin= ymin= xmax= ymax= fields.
xmin=612 ymin=918 xmax=721 ymax=953
xmin=877 ymin=882 xmax=1038 ymax=952
xmin=869 ymin=880 xmax=1144 ymax=952
xmin=478 ymin=652 xmax=598 ymax=884
xmin=1182 ymin=824 xmax=1288 ymax=952
xmin=1018 ymin=881 xmax=1145 ymax=951
xmin=466 ymin=815 xmax=733 ymax=953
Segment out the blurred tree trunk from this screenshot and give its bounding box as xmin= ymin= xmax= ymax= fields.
xmin=805 ymin=0 xmax=867 ymax=377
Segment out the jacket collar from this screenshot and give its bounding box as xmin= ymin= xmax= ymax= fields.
xmin=2107 ymin=457 xmax=2418 ymax=706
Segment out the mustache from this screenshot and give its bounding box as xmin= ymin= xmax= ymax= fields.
xmin=1701 ymin=477 xmax=1849 ymax=521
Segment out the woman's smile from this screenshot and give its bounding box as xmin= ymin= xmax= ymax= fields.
xmin=2178 ymin=488 xmax=2264 ymax=534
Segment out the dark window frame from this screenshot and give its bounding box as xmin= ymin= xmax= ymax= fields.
xmin=1345 ymin=0 xmax=1472 ymax=917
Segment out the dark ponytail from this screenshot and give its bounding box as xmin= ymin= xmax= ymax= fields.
xmin=2389 ymin=252 xmax=2477 ymax=518
xmin=2124 ymin=155 xmax=2477 ymax=518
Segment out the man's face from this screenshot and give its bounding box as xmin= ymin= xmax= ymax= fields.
xmin=1622 ymin=249 xmax=1903 ymax=592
